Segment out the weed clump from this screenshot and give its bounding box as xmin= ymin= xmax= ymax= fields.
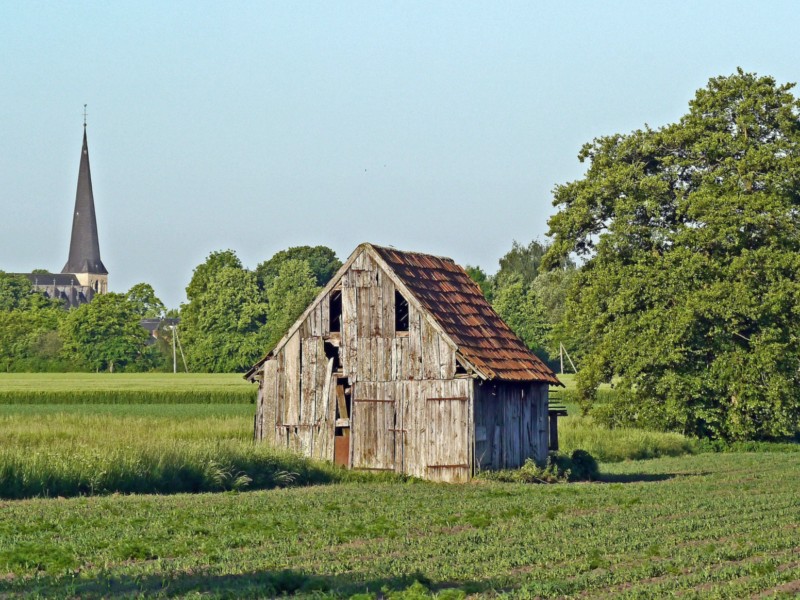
xmin=478 ymin=450 xmax=599 ymax=484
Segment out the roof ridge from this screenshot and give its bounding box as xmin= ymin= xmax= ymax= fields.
xmin=362 ymin=242 xmax=457 ymax=264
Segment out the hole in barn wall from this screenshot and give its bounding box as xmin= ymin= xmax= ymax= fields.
xmin=324 ymin=341 xmax=341 ymax=372
xmin=395 ymin=290 xmax=409 ymax=332
xmin=329 ymin=290 xmax=342 ymax=333
xmin=335 ymin=378 xmax=351 ymax=421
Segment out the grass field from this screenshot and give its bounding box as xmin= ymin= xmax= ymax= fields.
xmin=0 ymin=452 xmax=798 ymax=598
xmin=1 ymin=374 xmax=797 ymax=597
xmin=0 ymin=373 xmax=255 ymax=404
xmin=0 ymin=372 xmax=698 ymax=498
xmin=0 ymin=404 xmax=403 ymax=499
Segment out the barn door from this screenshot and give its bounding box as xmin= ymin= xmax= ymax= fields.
xmin=351 ymin=382 xmax=399 ymax=471
xmin=425 ymin=391 xmax=470 ymax=482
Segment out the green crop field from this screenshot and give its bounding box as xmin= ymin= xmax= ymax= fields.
xmin=0 ymin=373 xmax=255 ymax=404
xmin=0 ymin=452 xmax=798 ymax=598
xmin=1 ymin=376 xmax=797 ymax=598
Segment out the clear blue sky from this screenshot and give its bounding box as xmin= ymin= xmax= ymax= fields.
xmin=2 ymin=1 xmax=798 ymax=308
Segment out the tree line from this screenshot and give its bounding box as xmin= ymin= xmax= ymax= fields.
xmin=0 ymin=236 xmax=589 ymax=383
xmin=0 ymin=246 xmax=340 ymax=374
xmin=1 ymin=70 xmax=798 ymax=441
xmin=0 ymin=241 xmax=564 ymax=375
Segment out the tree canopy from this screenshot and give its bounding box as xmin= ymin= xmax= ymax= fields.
xmin=544 ymin=70 xmax=800 ymax=440
xmin=126 ymin=283 xmax=166 ymax=318
xmin=263 ymin=259 xmax=320 ymax=350
xmin=180 ymin=247 xmax=336 ymax=372
xmin=495 ymin=240 xmax=547 ymax=289
xmin=59 ymin=293 xmax=150 ymax=372
xmin=180 ymin=252 xmax=269 ymax=373
xmin=255 ymin=246 xmax=341 ymax=290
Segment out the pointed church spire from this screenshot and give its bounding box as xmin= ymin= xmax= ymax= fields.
xmin=62 ymin=112 xmax=107 ymax=276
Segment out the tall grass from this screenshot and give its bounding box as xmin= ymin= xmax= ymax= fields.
xmin=0 ymin=373 xmax=255 ymax=404
xmin=0 ymin=390 xmax=254 ymax=404
xmin=0 ymin=405 xmax=397 ymax=499
xmin=558 ymin=414 xmax=697 ymax=462
xmin=550 ymin=377 xmax=697 ymax=462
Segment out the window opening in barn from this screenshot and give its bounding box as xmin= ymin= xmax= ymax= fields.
xmin=395 ymin=290 xmax=409 ymax=332
xmin=329 ymin=289 xmax=342 ymax=333
xmin=455 ymin=361 xmax=468 ymax=376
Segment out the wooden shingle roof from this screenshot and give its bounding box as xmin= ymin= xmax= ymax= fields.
xmin=371 ymin=245 xmax=560 ymax=384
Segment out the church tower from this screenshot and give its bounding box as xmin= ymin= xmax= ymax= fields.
xmin=61 ymin=114 xmax=108 ymax=294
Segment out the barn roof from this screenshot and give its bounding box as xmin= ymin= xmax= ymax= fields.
xmin=370 ymin=245 xmax=560 ymax=384
xmin=246 ymin=243 xmax=561 ymax=385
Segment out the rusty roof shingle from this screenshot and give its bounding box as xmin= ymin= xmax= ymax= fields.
xmin=371 ymin=244 xmax=561 ymax=384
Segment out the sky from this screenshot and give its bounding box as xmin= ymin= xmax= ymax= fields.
xmin=1 ymin=1 xmax=798 ymax=309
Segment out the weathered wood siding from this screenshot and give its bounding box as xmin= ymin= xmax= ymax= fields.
xmin=472 ymin=381 xmax=549 ymax=471
xmin=254 ymin=249 xmax=466 ymax=481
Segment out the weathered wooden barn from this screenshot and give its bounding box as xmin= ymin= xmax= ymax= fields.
xmin=246 ymin=243 xmax=562 ymax=482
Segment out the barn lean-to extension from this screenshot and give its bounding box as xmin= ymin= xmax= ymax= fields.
xmin=245 ymin=243 xmax=562 ymax=482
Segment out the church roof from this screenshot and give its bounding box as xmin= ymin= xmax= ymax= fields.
xmin=23 ymin=273 xmax=82 ymax=286
xmin=62 ymin=126 xmax=107 ymax=275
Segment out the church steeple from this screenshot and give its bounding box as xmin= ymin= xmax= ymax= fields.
xmin=62 ymin=113 xmax=108 ymax=281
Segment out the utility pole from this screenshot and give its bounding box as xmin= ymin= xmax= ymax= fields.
xmin=171 ymin=325 xmax=177 ymax=374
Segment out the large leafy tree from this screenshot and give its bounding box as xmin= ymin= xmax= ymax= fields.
xmin=544 ymin=70 xmax=800 ymax=440
xmin=255 ymin=246 xmax=341 ymax=290
xmin=492 ymin=275 xmax=550 ymax=358
xmin=184 ymin=249 xmax=243 ymax=302
xmin=126 ymin=283 xmax=167 ymax=318
xmin=180 ymin=248 xmax=335 ymax=373
xmin=0 ymin=272 xmax=70 ymax=371
xmin=495 ymin=240 xmax=547 ymax=290
xmin=180 ymin=251 xmax=270 ymax=372
xmin=0 ymin=306 xmax=65 ymax=371
xmin=264 ymin=259 xmax=320 ymax=350
xmin=531 ymin=266 xmax=578 ymax=358
xmin=0 ymin=272 xmax=56 ymax=311
xmin=59 ymin=293 xmax=149 ymax=372
xmin=465 ymin=265 xmax=495 ymax=303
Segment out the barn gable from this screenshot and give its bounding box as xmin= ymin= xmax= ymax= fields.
xmin=247 ymin=243 xmax=557 ymax=384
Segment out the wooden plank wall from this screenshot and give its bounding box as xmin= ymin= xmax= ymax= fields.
xmin=349 ymin=379 xmax=470 ymax=482
xmin=473 ymin=381 xmax=549 ymax=472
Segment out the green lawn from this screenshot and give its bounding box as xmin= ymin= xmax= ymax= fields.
xmin=550 ymin=376 xmax=696 ymax=462
xmin=0 ymin=452 xmax=798 ymax=598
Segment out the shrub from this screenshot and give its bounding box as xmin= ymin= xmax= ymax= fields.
xmin=568 ymin=449 xmax=599 ymax=481
xmin=478 ymin=451 xmax=599 ymax=484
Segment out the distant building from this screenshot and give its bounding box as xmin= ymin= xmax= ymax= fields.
xmin=140 ymin=318 xmax=180 ymax=345
xmin=14 ymin=121 xmax=108 ymax=308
